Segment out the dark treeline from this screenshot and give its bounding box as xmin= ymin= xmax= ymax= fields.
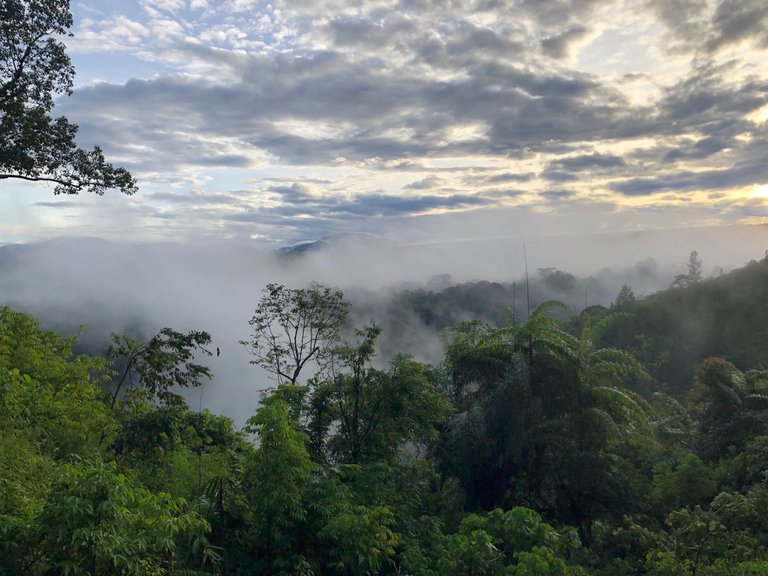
xmin=3 ymin=256 xmax=768 ymax=575
xmin=372 ymin=252 xmax=768 ymax=395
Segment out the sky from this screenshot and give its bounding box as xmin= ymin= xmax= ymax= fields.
xmin=2 ymin=0 xmax=768 ymax=247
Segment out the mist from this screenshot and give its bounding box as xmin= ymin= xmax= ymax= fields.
xmin=1 ymin=223 xmax=766 ymax=424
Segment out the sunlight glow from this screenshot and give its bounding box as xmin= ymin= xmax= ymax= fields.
xmin=746 ymin=104 xmax=768 ymax=125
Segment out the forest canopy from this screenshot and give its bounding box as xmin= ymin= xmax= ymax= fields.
xmin=3 ymin=256 xmax=768 ymax=574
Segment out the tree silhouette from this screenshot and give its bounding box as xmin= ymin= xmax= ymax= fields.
xmin=241 ymin=282 xmax=349 ymax=386
xmin=1 ymin=0 xmax=136 ymax=194
xmin=672 ymin=251 xmax=703 ymax=288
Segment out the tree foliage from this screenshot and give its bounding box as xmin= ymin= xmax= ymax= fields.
xmin=0 ymin=306 xmax=114 ymax=457
xmin=241 ymin=282 xmax=349 ymax=385
xmin=106 ymin=328 xmax=213 ymax=408
xmin=310 ymin=323 xmax=449 ymax=465
xmin=37 ymin=460 xmax=212 ymax=576
xmin=0 ymin=0 xmax=137 ymax=194
xmin=4 ymin=259 xmax=768 ymax=574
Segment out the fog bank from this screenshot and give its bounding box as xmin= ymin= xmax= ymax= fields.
xmin=1 ymin=224 xmax=766 ymax=423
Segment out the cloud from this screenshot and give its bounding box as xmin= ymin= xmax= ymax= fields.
xmin=484 ymin=172 xmax=534 ymax=184
xmin=258 ymin=187 xmax=490 ymax=218
xmin=648 ymin=0 xmax=768 ymax=55
xmin=647 ymin=0 xmax=709 ymax=52
xmin=33 ymin=201 xmax=81 ymax=208
xmin=542 ymin=170 xmax=579 ymax=183
xmin=613 ymin=154 xmax=768 ymax=196
xmin=514 ymin=0 xmax=608 ymax=28
xmin=147 ymin=191 xmax=243 ymax=204
xmin=662 ymin=136 xmax=733 ymax=162
xmin=658 ymin=61 xmax=768 ymax=124
xmin=64 ymin=44 xmax=655 ymax=175
xmin=542 ymin=153 xmax=627 ymax=181
xmin=706 ymin=0 xmax=768 ymax=53
xmin=541 ymin=25 xmax=591 ymax=59
xmin=9 ymin=0 xmax=759 ymax=248
xmin=404 ymin=176 xmax=444 ymax=190
xmin=549 ymin=153 xmax=627 ymax=172
xmin=539 ymin=189 xmax=575 ymax=200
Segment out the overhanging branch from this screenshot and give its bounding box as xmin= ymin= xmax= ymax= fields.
xmin=0 ymin=172 xmax=79 ymax=188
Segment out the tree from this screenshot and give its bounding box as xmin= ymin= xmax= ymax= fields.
xmin=652 ymin=453 xmax=717 ymax=512
xmin=0 ymin=306 xmax=114 ymax=458
xmin=0 ymin=0 xmax=137 ymax=194
xmin=241 ymin=282 xmax=349 ymax=385
xmin=36 ymin=460 xmax=214 ymax=575
xmin=106 ymin=327 xmax=213 ymax=408
xmin=241 ymin=394 xmax=317 ymax=574
xmin=435 ymin=508 xmax=582 ymax=576
xmin=309 ymin=324 xmax=449 ymax=465
xmin=612 ymin=284 xmax=636 ymax=309
xmin=689 ymin=358 xmax=768 ymax=461
xmin=672 ymin=251 xmax=703 ymax=288
xmin=439 ymin=303 xmax=652 ymax=532
xmin=688 ymin=250 xmax=703 ymax=283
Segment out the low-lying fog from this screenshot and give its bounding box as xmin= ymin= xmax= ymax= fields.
xmin=1 ymin=224 xmax=766 ymax=423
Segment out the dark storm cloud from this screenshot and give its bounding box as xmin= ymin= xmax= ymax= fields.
xmin=639 ymin=62 xmax=768 ymax=166
xmin=649 ymin=0 xmax=768 ymax=54
xmin=458 ymin=171 xmax=534 ymax=189
xmin=394 ymin=0 xmax=606 ymax=23
xmin=51 ymin=0 xmax=768 ymax=231
xmin=187 ymin=154 xmax=253 ymax=167
xmin=485 ymin=172 xmax=534 ymax=184
xmin=539 ymin=189 xmax=574 ymax=200
xmin=89 ymin=12 xmax=768 ymax=170
xmin=257 ymin=177 xmax=335 ymax=185
xmin=335 ymin=192 xmax=489 ymax=216
xmin=542 ymin=170 xmax=579 ymax=183
xmin=514 ymin=0 xmax=607 ymax=27
xmin=542 ymin=153 xmax=627 ymax=181
xmin=658 ymin=62 xmax=768 ymax=124
xmin=316 ymin=0 xmax=612 ymax=68
xmin=550 ymin=153 xmax=627 ymax=172
xmin=327 ymin=14 xmax=418 ymax=48
xmin=482 ymin=188 xmax=524 ymax=198
xmin=409 ymin=21 xmax=527 ymax=69
xmin=62 ymin=38 xmax=768 ymax=208
xmin=267 ymin=183 xmax=321 ymax=204
xmin=326 ymin=13 xmax=526 ymax=69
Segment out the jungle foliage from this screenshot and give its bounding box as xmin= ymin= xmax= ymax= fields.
xmin=3 ymin=257 xmax=768 ymax=574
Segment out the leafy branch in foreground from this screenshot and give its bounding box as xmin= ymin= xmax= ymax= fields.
xmin=0 ymin=0 xmax=137 ymax=194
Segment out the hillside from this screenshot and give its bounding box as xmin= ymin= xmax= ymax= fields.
xmin=362 ymin=253 xmax=768 ymax=398
xmin=604 ymin=252 xmax=768 ymax=395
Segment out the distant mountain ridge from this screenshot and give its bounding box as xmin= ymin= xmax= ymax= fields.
xmin=277 ymin=232 xmax=391 ymax=255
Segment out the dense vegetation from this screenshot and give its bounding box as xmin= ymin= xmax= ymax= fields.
xmin=2 ymin=255 xmax=768 ymax=575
